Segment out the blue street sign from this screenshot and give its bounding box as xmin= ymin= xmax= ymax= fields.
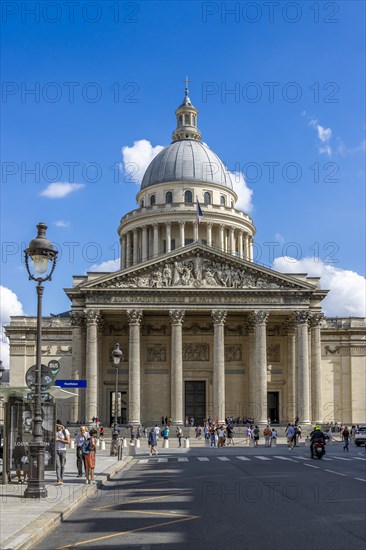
xmin=55 ymin=380 xmax=87 ymax=388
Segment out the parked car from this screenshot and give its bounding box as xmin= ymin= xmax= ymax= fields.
xmin=355 ymin=426 xmax=366 ymax=446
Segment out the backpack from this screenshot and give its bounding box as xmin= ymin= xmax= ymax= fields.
xmin=82 ymin=439 xmax=91 ymax=455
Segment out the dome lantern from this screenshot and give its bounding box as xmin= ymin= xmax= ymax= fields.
xmin=172 ymin=78 xmax=201 ymax=142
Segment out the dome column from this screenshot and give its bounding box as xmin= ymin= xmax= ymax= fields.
xmin=249 ymin=236 xmax=254 ymax=261
xmin=153 ymin=224 xmax=159 ymax=259
xmin=121 ymin=235 xmax=126 ymax=269
xmin=193 ymin=221 xmax=199 ymax=242
xmin=230 ymin=227 xmax=235 ymax=255
xmin=238 ymin=231 xmax=243 ymax=259
xmin=126 ymin=231 xmax=131 ymax=268
xmin=142 ymin=226 xmax=148 ymax=262
xmin=133 ymin=229 xmax=139 ymax=265
xmin=179 ymin=221 xmax=185 ymax=248
xmin=206 ymin=222 xmax=213 ymax=247
xmin=219 ymin=225 xmax=225 ymax=252
xmin=166 ymin=223 xmax=172 ymax=253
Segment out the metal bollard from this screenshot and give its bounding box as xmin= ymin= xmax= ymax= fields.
xmin=163 ymin=439 xmax=169 ymax=449
xmin=128 ymin=443 xmax=136 ymax=456
xmin=136 ymin=439 xmax=140 ymax=448
xmin=184 ymin=437 xmax=190 ymax=449
xmin=70 ymin=440 xmax=75 ymax=450
xmin=123 ymin=438 xmax=128 ymax=448
xmin=101 ymin=440 xmax=106 ymax=451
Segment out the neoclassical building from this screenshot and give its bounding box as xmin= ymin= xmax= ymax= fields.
xmin=5 ymin=88 xmax=366 ymax=426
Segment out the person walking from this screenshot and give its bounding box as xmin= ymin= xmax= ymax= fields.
xmin=286 ymin=424 xmax=295 ymax=450
xmin=55 ymin=422 xmax=70 ymax=486
xmin=253 ymin=426 xmax=260 ymax=447
xmin=343 ymin=426 xmax=350 ymax=452
xmin=148 ymin=427 xmax=158 ymax=455
xmin=75 ymin=426 xmax=89 ymax=478
xmin=271 ymin=428 xmax=278 ymax=447
xmin=154 ymin=424 xmax=160 ymax=441
xmin=84 ymin=428 xmax=97 ymax=484
xmin=176 ymin=426 xmax=183 ymax=447
xmin=226 ymin=424 xmax=235 ymax=445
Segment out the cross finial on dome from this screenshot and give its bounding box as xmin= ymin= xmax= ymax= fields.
xmin=183 ymin=75 xmax=191 ymax=96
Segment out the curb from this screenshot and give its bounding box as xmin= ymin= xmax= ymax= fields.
xmin=1 ymin=456 xmax=135 ymax=550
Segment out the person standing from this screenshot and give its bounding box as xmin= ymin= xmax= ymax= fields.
xmin=286 ymin=424 xmax=295 ymax=450
xmin=148 ymin=427 xmax=158 ymax=456
xmin=176 ymin=426 xmax=183 ymax=447
xmin=226 ymin=424 xmax=235 ymax=446
xmin=263 ymin=425 xmax=271 ymax=447
xmin=162 ymin=425 xmax=170 ymax=444
xmin=271 ymin=428 xmax=278 ymax=447
xmin=84 ymin=428 xmax=97 ymax=484
xmin=154 ymin=424 xmax=160 ymax=441
xmin=55 ymin=423 xmax=70 ymax=486
xmin=253 ymin=426 xmax=260 ymax=447
xmin=343 ymin=426 xmax=350 ymax=452
xmin=75 ymin=426 xmax=89 ymax=478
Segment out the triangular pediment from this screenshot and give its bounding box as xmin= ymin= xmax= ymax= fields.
xmin=81 ymin=243 xmax=316 ymax=292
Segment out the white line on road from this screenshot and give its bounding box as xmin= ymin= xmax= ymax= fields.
xmin=217 ymin=457 xmax=230 ymax=461
xmin=178 ymin=458 xmax=188 ymax=462
xmin=158 ymin=458 xmax=168 ymax=463
xmin=304 ymin=464 xmax=319 ymax=469
xmin=322 ymin=458 xmax=333 ymax=461
xmin=295 ymin=456 xmax=309 ymax=460
xmin=353 ymin=457 xmax=366 ymax=461
xmin=236 ymin=456 xmax=251 ymax=461
xmin=197 ymin=457 xmax=209 ymax=461
xmin=255 ymin=456 xmax=271 ymax=461
xmin=138 ymin=459 xmax=149 ymax=464
xmin=273 ymin=456 xmax=297 ymax=462
xmin=332 ymin=457 xmax=352 ymax=461
xmin=324 ymin=469 xmax=347 ymax=476
xmin=354 ymin=478 xmax=366 ymax=482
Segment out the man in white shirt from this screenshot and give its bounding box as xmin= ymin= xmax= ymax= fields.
xmin=55 ymin=423 xmax=70 ymax=486
xmin=154 ymin=425 xmax=160 ymax=440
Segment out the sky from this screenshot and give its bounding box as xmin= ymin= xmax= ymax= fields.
xmin=1 ymin=1 xmax=365 ymax=365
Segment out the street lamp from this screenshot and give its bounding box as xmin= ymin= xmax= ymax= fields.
xmin=24 ymin=222 xmax=58 ymax=499
xmin=111 ymin=343 xmax=123 ymax=456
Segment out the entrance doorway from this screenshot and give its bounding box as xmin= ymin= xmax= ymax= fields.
xmin=110 ymin=391 xmax=127 ymax=426
xmin=267 ymin=392 xmax=279 ymax=423
xmin=185 ymin=381 xmax=206 ymax=425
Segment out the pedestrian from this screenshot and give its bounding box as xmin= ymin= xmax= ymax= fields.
xmin=84 ymin=428 xmax=97 ymax=484
xmin=75 ymin=426 xmax=90 ymax=478
xmin=286 ymin=424 xmax=295 ymax=449
xmin=245 ymin=426 xmax=252 ymax=446
xmin=271 ymin=428 xmax=277 ymax=447
xmin=136 ymin=425 xmax=142 ymax=440
xmin=162 ymin=425 xmax=169 ymax=443
xmin=165 ymin=416 xmax=168 ymax=426
xmin=190 ymin=417 xmax=195 ymax=427
xmin=343 ymin=426 xmax=350 ymax=452
xmin=130 ymin=425 xmax=135 ymax=443
xmin=226 ymin=424 xmax=235 ymax=445
xmin=143 ymin=426 xmax=147 ymax=439
xmin=210 ymin=425 xmax=216 ymax=447
xmin=195 ymin=426 xmax=202 ymax=439
xmin=12 ymin=436 xmax=28 ymax=484
xmin=161 ymin=416 xmax=165 ymax=427
xmin=185 ymin=416 xmax=189 ymax=427
xmin=217 ymin=425 xmax=225 ymax=447
xmin=148 ymin=427 xmax=158 ymax=455
xmin=263 ymin=425 xmax=271 ymax=447
xmin=154 ymin=424 xmax=160 ymax=441
xmin=55 ymin=422 xmax=70 ymax=486
xmin=176 ymin=426 xmax=183 ymax=447
xmin=253 ymin=425 xmax=260 ymax=447
xmin=99 ymin=425 xmax=104 ymax=439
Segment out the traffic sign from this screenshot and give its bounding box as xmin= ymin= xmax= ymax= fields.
xmin=48 ymin=359 xmax=60 ymax=377
xmin=26 ymin=392 xmax=52 ymax=402
xmin=55 ymin=380 xmax=87 ymax=389
xmin=25 ymin=364 xmax=54 ymax=392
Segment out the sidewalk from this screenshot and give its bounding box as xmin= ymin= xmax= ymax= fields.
xmin=0 ymin=447 xmax=134 ymax=550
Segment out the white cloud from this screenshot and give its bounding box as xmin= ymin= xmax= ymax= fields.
xmin=272 ymin=256 xmax=366 ymax=317
xmin=122 ymin=139 xmax=165 ymax=184
xmin=54 ymin=220 xmax=70 ymax=228
xmin=40 ymin=182 xmax=85 ymax=199
xmin=230 ymin=171 xmax=253 ymax=213
xmin=89 ymin=258 xmax=121 ymax=273
xmin=309 ymin=119 xmax=333 ymax=156
xmin=1 ymin=286 xmax=25 ymax=368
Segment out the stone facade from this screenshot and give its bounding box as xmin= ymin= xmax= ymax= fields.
xmin=4 ymin=89 xmax=366 ymax=425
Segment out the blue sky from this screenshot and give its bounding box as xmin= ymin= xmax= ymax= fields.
xmin=1 ymin=0 xmax=365 ymax=334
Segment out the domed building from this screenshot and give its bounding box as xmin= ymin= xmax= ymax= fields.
xmin=5 ymin=88 xmax=366 ymax=427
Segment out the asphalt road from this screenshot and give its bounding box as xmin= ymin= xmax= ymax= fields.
xmin=35 ymin=444 xmax=366 ymax=550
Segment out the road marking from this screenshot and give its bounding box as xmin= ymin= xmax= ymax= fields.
xmin=322 ymin=458 xmax=333 ymax=461
xmin=295 ymin=456 xmax=309 ymax=460
xmin=138 ymin=459 xmax=149 ymax=464
xmin=236 ymin=456 xmax=251 ymax=461
xmin=255 ymin=456 xmax=271 ymax=461
xmin=178 ymin=458 xmax=188 ymax=462
xmin=273 ymin=456 xmax=297 ymax=461
xmin=354 ymin=478 xmax=366 ymax=482
xmin=324 ymin=469 xmax=347 ymax=476
xmin=217 ymin=457 xmax=230 ymax=461
xmin=56 ymin=514 xmax=200 ymax=549
xmin=353 ymin=457 xmax=366 ymax=461
xmin=304 ymin=464 xmax=319 ymax=469
xmin=158 ymin=458 xmax=168 ymax=463
xmin=197 ymin=457 xmax=209 ymax=461
xmin=332 ymin=457 xmax=352 ymax=461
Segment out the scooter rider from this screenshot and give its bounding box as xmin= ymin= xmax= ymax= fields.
xmin=310 ymin=425 xmax=326 ymax=458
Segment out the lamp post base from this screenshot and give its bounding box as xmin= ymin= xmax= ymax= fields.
xmin=23 ymin=441 xmax=48 ymax=499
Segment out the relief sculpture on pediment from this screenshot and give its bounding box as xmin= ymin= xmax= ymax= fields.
xmin=98 ymin=254 xmax=293 ymax=290
xmin=183 ymin=343 xmax=209 ymax=361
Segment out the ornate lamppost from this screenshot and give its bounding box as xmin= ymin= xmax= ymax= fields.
xmin=24 ymin=223 xmax=58 ymax=499
xmin=110 ymin=343 xmax=123 ymax=456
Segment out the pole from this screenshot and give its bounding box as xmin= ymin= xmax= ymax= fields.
xmin=115 ymin=366 xmax=119 ymax=428
xmin=24 ymin=282 xmax=47 ymax=498
xmin=110 ymin=366 xmax=119 ymax=456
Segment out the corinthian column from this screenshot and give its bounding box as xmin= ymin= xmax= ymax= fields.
xmin=127 ymin=309 xmax=143 ymax=425
xmin=206 ymin=222 xmax=212 ymax=247
xmin=296 ymin=311 xmax=310 ymax=424
xmin=179 ymin=221 xmax=185 ymax=248
xmin=253 ymin=310 xmax=269 ymax=424
xmin=285 ymin=316 xmax=296 ymax=422
xmin=166 ymin=223 xmax=171 ymax=253
xmin=238 ymin=231 xmax=243 ymax=258
xmin=169 ymin=310 xmax=185 ymax=424
xmin=133 ymin=229 xmax=138 ymax=265
xmin=219 ymin=225 xmax=225 ymax=252
xmin=141 ymin=226 xmax=148 ymax=262
xmin=70 ymin=311 xmax=84 ymax=423
xmin=85 ymin=309 xmax=100 ymax=423
xmin=126 ymin=232 xmax=131 ymax=268
xmin=153 ymin=224 xmax=159 ymax=258
xmin=212 ymin=310 xmax=227 ymax=423
xmin=310 ymin=313 xmax=323 ymax=423
xmin=246 ymin=316 xmax=256 ymax=420
xmin=230 ymin=227 xmax=235 ymax=255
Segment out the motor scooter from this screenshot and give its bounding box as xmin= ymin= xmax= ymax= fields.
xmin=312 ymin=440 xmax=326 ymax=459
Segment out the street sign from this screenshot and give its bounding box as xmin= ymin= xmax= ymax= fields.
xmin=48 ymin=359 xmax=60 ymax=377
xmin=55 ymin=380 xmax=87 ymax=389
xmin=25 ymin=364 xmax=54 ymax=392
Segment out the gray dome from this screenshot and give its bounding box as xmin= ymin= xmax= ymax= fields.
xmin=141 ymin=139 xmax=233 ymax=190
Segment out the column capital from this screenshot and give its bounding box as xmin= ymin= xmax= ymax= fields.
xmin=84 ymin=308 xmax=100 ymax=325
xmin=169 ymin=310 xmax=185 ymax=325
xmin=285 ymin=315 xmax=297 ymax=334
xmin=295 ymin=311 xmax=310 ymax=325
xmin=98 ymin=316 xmax=106 ymax=335
xmin=309 ymin=312 xmax=324 ymax=328
xmin=70 ymin=311 xmax=85 ymax=328
xmin=127 ymin=309 xmax=143 ymax=325
xmin=211 ymin=310 xmax=227 ymax=326
xmin=250 ymin=310 xmax=269 ymax=326
xmin=179 ymin=220 xmax=185 ymax=227
xmin=206 ymin=221 xmax=213 ymax=228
